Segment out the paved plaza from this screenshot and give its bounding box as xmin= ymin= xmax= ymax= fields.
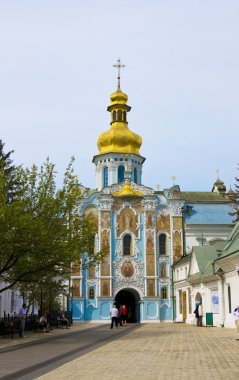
xmin=34 ymin=323 xmax=239 ymax=380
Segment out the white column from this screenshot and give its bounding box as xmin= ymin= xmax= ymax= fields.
xmin=217 ymin=275 xmax=225 ymax=326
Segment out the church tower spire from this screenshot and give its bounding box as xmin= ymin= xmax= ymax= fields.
xmin=93 ymin=61 xmax=145 ymax=191
xmin=113 ymin=58 xmax=125 ymax=92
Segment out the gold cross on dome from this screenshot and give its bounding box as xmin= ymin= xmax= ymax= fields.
xmin=113 ymin=58 xmax=126 ymax=90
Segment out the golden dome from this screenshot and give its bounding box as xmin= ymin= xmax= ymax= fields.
xmin=113 ymin=184 xmax=143 ymax=198
xmin=97 ymin=87 xmax=142 ymax=156
xmin=110 ymin=89 xmax=128 ymax=105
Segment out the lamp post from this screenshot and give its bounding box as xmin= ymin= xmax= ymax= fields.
xmin=69 ymin=286 xmax=74 ymax=324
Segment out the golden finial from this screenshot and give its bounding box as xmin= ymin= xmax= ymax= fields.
xmin=156 ymin=184 xmax=160 ymax=190
xmin=216 ymin=168 xmax=220 ymax=179
xmin=229 ymin=177 xmax=232 ymax=189
xmin=113 ymin=58 xmax=126 ymax=91
xmin=171 ymin=176 xmax=176 ymax=185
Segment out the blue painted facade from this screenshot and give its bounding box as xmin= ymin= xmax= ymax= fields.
xmin=70 ymin=84 xmax=234 ymax=324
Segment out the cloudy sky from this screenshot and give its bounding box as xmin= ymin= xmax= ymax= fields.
xmin=0 ymin=0 xmax=238 ymax=191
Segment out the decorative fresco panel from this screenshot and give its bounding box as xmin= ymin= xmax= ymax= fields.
xmin=173 ymin=216 xmax=183 ymax=230
xmin=101 ymin=255 xmax=110 ymax=276
xmin=101 ymin=211 xmax=111 ymax=229
xmin=84 ymin=207 xmax=98 ymax=227
xmin=157 ymin=209 xmax=170 ymax=233
xmin=121 ymin=261 xmax=134 ymax=278
xmin=146 ymin=231 xmax=155 ymax=276
xmin=117 ymin=208 xmax=138 ymax=237
xmin=101 ymin=229 xmax=110 ymax=276
xmin=72 ymin=279 xmax=81 ymax=297
xmin=146 ymin=212 xmax=154 ymax=229
xmin=147 ymin=279 xmax=155 ymax=297
xmin=173 ymin=230 xmax=182 ymax=262
xmin=101 ymin=280 xmax=110 ymax=297
xmin=72 ymin=261 xmax=81 ymax=276
xmin=89 ymin=264 xmax=95 ymax=278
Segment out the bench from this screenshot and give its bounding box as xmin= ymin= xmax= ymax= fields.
xmin=60 ymin=319 xmax=69 ymax=328
xmin=2 ymin=319 xmax=21 ymax=339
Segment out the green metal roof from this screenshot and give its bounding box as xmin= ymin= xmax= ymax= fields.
xmin=181 ymin=192 xmax=231 ymax=203
xmin=173 ymin=253 xmax=192 ymax=267
xmin=193 ymin=245 xmax=221 ymax=272
xmin=187 ymin=260 xmax=221 ymax=283
xmin=216 ymin=220 xmax=239 ymax=260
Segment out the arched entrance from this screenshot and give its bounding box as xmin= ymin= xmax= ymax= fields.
xmin=195 ymin=292 xmax=202 ymax=306
xmin=115 ymin=288 xmax=141 ymax=323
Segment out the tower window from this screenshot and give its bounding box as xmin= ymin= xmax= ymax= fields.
xmin=113 ymin=111 xmax=116 ymax=121
xmin=159 ymin=234 xmax=166 ymax=255
xmin=133 ymin=168 xmax=137 ymax=184
xmin=123 ymin=111 xmax=127 ymax=121
xmin=89 ymin=287 xmax=95 ymax=299
xmin=123 ymin=234 xmax=132 ymax=256
xmin=118 ymin=165 xmax=125 ymax=183
xmin=118 ymin=110 xmax=122 ymax=121
xmin=103 ymin=167 xmax=108 ymax=187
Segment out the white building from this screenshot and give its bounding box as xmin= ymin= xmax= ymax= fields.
xmin=174 ymin=220 xmax=239 ymax=328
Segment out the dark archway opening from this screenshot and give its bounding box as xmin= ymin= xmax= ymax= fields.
xmin=115 ymin=288 xmax=141 ymax=323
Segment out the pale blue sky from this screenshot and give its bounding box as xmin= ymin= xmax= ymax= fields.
xmin=0 ymin=0 xmax=238 ymax=191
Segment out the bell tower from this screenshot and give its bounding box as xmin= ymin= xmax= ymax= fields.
xmin=92 ymin=60 xmax=145 ymax=190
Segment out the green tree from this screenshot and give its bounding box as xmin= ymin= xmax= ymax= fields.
xmin=0 ymin=154 xmax=103 ymax=293
xmin=0 ymin=139 xmax=20 ymax=204
xmin=229 ymin=165 xmax=239 ymax=222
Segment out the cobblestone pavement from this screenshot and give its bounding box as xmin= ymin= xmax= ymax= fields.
xmin=36 ymin=323 xmax=239 ymax=380
xmin=0 ymin=323 xmax=98 ymax=350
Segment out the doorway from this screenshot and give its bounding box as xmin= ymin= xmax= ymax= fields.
xmin=182 ymin=291 xmax=187 ymax=321
xmin=115 ymin=288 xmax=141 ymax=323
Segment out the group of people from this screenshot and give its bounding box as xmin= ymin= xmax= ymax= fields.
xmin=110 ymin=304 xmax=128 ymax=329
xmin=18 ymin=303 xmax=70 ymax=338
xmin=194 ymin=303 xmax=203 ymax=327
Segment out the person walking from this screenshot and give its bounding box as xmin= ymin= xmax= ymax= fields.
xmin=234 ymin=305 xmax=239 ymax=340
xmin=110 ymin=303 xmax=119 ymax=329
xmin=121 ymin=305 xmax=127 ymax=325
xmin=198 ymin=303 xmax=203 ymax=327
xmin=194 ymin=304 xmax=200 ymax=326
xmin=19 ymin=303 xmax=27 ymax=338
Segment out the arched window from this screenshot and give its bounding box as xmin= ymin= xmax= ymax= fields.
xmin=103 ymin=167 xmax=108 ymax=187
xmin=159 ymin=234 xmax=167 ymax=255
xmin=113 ymin=110 xmax=116 ymax=121
xmin=133 ymin=168 xmax=137 ymax=183
xmin=123 ymin=111 xmax=127 ymax=121
xmin=118 ymin=110 xmax=122 ymax=121
xmin=123 ymin=234 xmax=132 ymax=256
xmin=89 ymin=287 xmax=95 ymax=299
xmin=118 ymin=165 xmax=125 ymax=183
xmin=161 ymin=287 xmax=167 ymax=299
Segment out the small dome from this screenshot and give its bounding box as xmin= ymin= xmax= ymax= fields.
xmin=97 ymin=86 xmax=142 ymax=156
xmin=212 ymin=178 xmax=226 ymax=194
xmin=110 ymin=89 xmax=128 ymax=105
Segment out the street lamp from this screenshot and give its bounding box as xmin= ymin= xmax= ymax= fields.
xmin=69 ymin=286 xmax=74 ymax=324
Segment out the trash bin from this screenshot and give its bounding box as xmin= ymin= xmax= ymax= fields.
xmin=206 ymin=312 xmax=213 ymax=326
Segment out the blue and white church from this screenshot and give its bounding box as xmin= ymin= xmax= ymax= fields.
xmin=70 ymin=66 xmax=234 ymax=323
